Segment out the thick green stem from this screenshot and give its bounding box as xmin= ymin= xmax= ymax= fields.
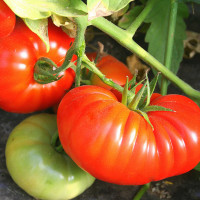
xmin=161 ymin=0 xmax=178 ymax=95
xmin=54 ymin=17 xmax=87 ymax=75
xmin=133 ymin=183 xmax=150 ymax=200
xmin=91 ymin=17 xmax=200 ymax=102
xmin=127 ymin=0 xmax=158 ymax=36
xmin=75 ymin=56 xmax=82 ymax=87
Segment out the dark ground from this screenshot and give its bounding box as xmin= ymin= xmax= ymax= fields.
xmin=1 ymin=3 xmax=200 ymax=200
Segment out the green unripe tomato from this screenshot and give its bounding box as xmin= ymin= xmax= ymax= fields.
xmin=6 ymin=113 xmax=95 ymax=200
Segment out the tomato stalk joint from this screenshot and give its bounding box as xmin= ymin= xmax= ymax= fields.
xmin=34 ymin=57 xmax=64 ymax=84
xmin=122 ymin=73 xmax=173 ymax=128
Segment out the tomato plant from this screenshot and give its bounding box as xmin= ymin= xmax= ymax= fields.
xmin=0 ymin=0 xmax=15 ymax=37
xmin=1 ymin=0 xmax=200 ymax=200
xmin=6 ymin=113 xmax=95 ymax=200
xmin=57 ymin=85 xmax=200 ymax=185
xmin=0 ymin=19 xmax=76 ymax=113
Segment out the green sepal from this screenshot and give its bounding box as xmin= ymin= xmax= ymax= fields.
xmin=138 ymin=73 xmax=160 ymax=108
xmin=128 ymin=74 xmax=137 ymax=90
xmin=135 ymin=109 xmax=154 ymax=130
xmin=142 ymin=105 xmax=174 ymax=113
xmin=121 ymin=77 xmax=129 ymax=106
xmin=128 ymin=82 xmax=147 ymax=110
xmin=145 ymin=72 xmax=151 ymax=107
xmin=129 ymin=77 xmax=145 ymax=94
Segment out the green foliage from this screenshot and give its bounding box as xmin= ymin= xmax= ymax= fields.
xmin=4 ymin=0 xmax=87 ymax=19
xmin=24 ymin=18 xmax=50 ymax=51
xmin=118 ymin=6 xmax=143 ymax=29
xmin=194 ymin=162 xmax=200 ymax=171
xmin=179 ymin=0 xmax=200 ymax=3
xmin=87 ymin=0 xmax=134 ymax=20
xmin=144 ymin=0 xmax=189 ymax=86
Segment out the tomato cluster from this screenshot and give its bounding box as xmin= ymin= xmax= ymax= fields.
xmin=3 ymin=3 xmax=200 ymax=200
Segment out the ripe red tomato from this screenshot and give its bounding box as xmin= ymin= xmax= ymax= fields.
xmin=87 ymin=52 xmax=133 ymax=90
xmin=57 ymin=85 xmax=200 ymax=185
xmin=0 ymin=19 xmax=76 ymax=113
xmin=0 ymin=0 xmax=16 ymax=37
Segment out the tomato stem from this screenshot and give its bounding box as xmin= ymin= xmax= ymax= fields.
xmin=160 ymin=0 xmax=178 ymax=95
xmin=34 ymin=17 xmax=87 ymax=84
xmin=82 ymin=55 xmax=124 ymax=91
xmin=90 ymin=17 xmax=200 ymax=102
xmin=127 ymin=0 xmax=158 ymax=36
xmin=133 ymin=183 xmax=150 ymax=200
xmin=51 ymin=130 xmax=64 ymax=153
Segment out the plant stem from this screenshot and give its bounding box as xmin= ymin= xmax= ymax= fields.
xmin=133 ymin=183 xmax=150 ymax=200
xmin=74 ymin=18 xmax=87 ymax=87
xmin=82 ymin=55 xmax=134 ymax=102
xmin=91 ymin=17 xmax=200 ymax=102
xmin=161 ymin=0 xmax=178 ymax=95
xmin=127 ymin=0 xmax=158 ymax=36
xmin=75 ymin=56 xmax=82 ymax=87
xmin=54 ymin=17 xmax=87 ymax=75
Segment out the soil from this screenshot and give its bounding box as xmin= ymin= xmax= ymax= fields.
xmin=0 ymin=3 xmax=200 ymax=200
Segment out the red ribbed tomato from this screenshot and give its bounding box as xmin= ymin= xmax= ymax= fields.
xmin=0 ymin=0 xmax=16 ymax=37
xmin=0 ymin=19 xmax=75 ymax=113
xmin=57 ymin=85 xmax=200 ymax=185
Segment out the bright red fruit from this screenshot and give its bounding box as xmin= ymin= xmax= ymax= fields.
xmin=0 ymin=0 xmax=16 ymax=37
xmin=0 ymin=19 xmax=76 ymax=113
xmin=57 ymin=85 xmax=200 ymax=185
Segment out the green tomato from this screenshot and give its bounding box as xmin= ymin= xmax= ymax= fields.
xmin=5 ymin=113 xmax=95 ymax=200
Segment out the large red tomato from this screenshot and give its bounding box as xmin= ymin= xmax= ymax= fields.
xmin=0 ymin=19 xmax=76 ymax=113
xmin=57 ymin=85 xmax=200 ymax=185
xmin=0 ymin=0 xmax=16 ymax=37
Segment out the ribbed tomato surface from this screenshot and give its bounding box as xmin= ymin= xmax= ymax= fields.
xmin=57 ymin=85 xmax=200 ymax=185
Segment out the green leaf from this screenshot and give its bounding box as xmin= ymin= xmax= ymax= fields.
xmin=24 ymin=18 xmax=50 ymax=52
xmin=144 ymin=0 xmax=189 ymax=86
xmin=111 ymin=4 xmax=129 ymax=21
xmin=87 ymin=0 xmax=134 ymax=20
xmin=179 ymin=0 xmax=200 ymax=3
xmin=118 ymin=6 xmax=143 ymax=29
xmin=4 ymin=0 xmax=87 ymax=20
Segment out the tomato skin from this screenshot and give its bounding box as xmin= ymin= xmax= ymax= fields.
xmin=0 ymin=19 xmax=75 ymax=113
xmin=0 ymin=0 xmax=16 ymax=37
xmin=87 ymin=52 xmax=133 ymax=90
xmin=57 ymin=85 xmax=200 ymax=185
xmin=6 ymin=113 xmax=95 ymax=200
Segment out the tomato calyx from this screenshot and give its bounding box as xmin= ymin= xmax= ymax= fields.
xmin=34 ymin=56 xmax=76 ymax=84
xmin=51 ymin=129 xmax=65 ymax=153
xmin=122 ymin=73 xmax=173 ymax=129
xmin=34 ymin=57 xmax=63 ymax=84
